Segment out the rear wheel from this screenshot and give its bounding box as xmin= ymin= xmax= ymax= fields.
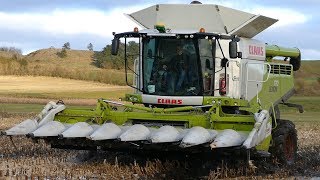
xmin=270 ymin=119 xmax=297 ymax=166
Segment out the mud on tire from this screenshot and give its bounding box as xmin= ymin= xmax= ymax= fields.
xmin=270 ymin=119 xmax=297 ymax=166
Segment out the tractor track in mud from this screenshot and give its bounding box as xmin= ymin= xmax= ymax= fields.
xmin=0 ymin=114 xmax=319 ymax=179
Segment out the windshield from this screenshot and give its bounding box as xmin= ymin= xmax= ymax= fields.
xmin=142 ymin=37 xmax=214 ymax=96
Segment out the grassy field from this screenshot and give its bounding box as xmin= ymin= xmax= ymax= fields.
xmin=0 ymin=75 xmax=131 ymax=102
xmin=279 ymin=96 xmax=320 ymax=122
xmin=280 ymin=96 xmax=320 ymax=112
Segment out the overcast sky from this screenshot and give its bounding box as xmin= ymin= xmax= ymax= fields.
xmin=0 ymin=0 xmax=319 ymax=60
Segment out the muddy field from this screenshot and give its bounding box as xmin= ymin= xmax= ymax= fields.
xmin=0 ymin=113 xmax=319 ymax=179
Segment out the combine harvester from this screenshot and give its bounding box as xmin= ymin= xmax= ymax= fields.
xmin=3 ymin=2 xmax=303 ymax=165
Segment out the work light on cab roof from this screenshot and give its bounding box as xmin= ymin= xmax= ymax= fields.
xmin=133 ymin=27 xmax=139 ymax=33
xmin=155 ymin=23 xmax=166 ymax=33
xmin=199 ymin=28 xmax=205 ymax=33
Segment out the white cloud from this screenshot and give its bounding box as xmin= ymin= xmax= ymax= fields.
xmin=0 ymin=2 xmax=310 ymax=38
xmin=0 ymin=41 xmax=24 ymax=47
xmin=301 ymin=49 xmax=320 ymax=60
xmin=250 ymin=7 xmax=309 ymax=28
xmin=0 ymin=6 xmax=147 ymax=39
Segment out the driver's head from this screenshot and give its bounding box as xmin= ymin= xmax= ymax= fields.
xmin=176 ymin=46 xmax=183 ymax=55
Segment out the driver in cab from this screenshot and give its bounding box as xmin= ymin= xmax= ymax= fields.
xmin=169 ymin=45 xmax=191 ymax=92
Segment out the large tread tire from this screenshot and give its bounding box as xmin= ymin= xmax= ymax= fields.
xmin=270 ymin=119 xmax=297 ymax=166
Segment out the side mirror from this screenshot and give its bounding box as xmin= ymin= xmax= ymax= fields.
xmin=111 ymin=38 xmax=120 ymax=55
xmin=229 ymin=40 xmax=238 ymax=59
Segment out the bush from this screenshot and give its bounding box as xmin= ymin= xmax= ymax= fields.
xmin=63 ymin=42 xmax=71 ymax=50
xmin=57 ymin=49 xmax=67 ymax=58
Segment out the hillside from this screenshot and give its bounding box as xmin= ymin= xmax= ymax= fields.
xmin=0 ymin=50 xmax=23 ymax=59
xmin=24 ymin=48 xmax=97 ymax=69
xmin=26 ymin=48 xmax=93 ymax=62
xmin=293 ymin=61 xmax=320 ymax=96
xmin=0 ymin=48 xmax=129 ymax=85
xmin=294 ymin=60 xmax=320 ymax=79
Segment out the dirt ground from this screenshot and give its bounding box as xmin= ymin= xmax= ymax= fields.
xmin=0 ymin=113 xmax=319 ymax=179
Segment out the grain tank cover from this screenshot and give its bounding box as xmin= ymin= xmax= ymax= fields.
xmin=127 ymin=4 xmax=277 ymax=38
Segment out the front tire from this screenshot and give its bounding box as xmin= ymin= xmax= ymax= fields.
xmin=270 ymin=119 xmax=297 ymax=166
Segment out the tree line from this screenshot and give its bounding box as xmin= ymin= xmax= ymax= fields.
xmin=55 ymin=40 xmax=139 ymax=69
xmin=92 ymin=41 xmax=139 ymax=69
xmin=0 ymin=46 xmax=22 ymax=54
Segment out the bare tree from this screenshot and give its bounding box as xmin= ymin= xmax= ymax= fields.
xmin=63 ymin=42 xmax=71 ymax=50
xmin=87 ymin=43 xmax=93 ymax=51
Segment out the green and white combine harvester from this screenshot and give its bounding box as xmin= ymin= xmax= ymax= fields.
xmin=3 ymin=2 xmax=303 ymax=165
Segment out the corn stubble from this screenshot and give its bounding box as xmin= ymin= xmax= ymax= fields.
xmin=0 ymin=114 xmax=319 ymax=179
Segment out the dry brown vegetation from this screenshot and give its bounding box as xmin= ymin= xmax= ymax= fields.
xmin=0 ymin=51 xmax=22 ymax=60
xmin=293 ymin=61 xmax=320 ymax=96
xmin=0 ymin=113 xmax=319 ymax=179
xmin=25 ymin=48 xmax=93 ymax=62
xmin=0 ymin=49 xmax=132 ymax=85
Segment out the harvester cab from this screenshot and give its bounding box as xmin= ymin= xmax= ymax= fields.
xmin=112 ymin=3 xmax=301 ymax=111
xmin=113 ymin=28 xmax=242 ymax=101
xmin=3 ymin=2 xmax=302 ymax=165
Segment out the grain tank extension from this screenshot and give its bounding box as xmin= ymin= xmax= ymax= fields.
xmin=3 ymin=2 xmax=302 ymax=165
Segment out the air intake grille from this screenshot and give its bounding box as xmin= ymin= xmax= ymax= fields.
xmin=268 ymin=64 xmax=292 ymax=75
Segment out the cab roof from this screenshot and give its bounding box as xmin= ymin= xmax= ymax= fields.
xmin=127 ymin=4 xmax=277 ymax=38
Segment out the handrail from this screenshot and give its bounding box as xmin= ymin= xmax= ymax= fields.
xmin=246 ymin=63 xmax=271 ymax=83
xmin=245 ymin=62 xmax=271 ymax=100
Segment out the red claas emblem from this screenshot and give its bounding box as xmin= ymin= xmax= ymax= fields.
xmin=157 ymin=98 xmax=183 ymax=105
xmin=249 ymin=45 xmax=264 ymax=56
